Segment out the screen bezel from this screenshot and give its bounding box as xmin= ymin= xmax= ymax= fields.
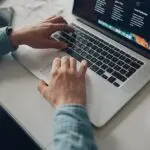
xmin=72 ymin=0 xmax=150 ymax=59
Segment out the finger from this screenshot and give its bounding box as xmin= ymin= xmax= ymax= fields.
xmin=38 ymin=80 xmax=49 ymax=99
xmin=51 ymin=24 xmax=74 ymax=33
xmin=51 ymin=57 xmax=61 ymax=73
xmin=45 ymin=16 xmax=56 ymax=22
xmin=79 ymin=60 xmax=88 ymax=77
xmin=43 ymin=39 xmax=68 ymax=49
xmin=61 ymin=56 xmax=70 ymax=70
xmin=69 ymin=57 xmax=77 ymax=71
xmin=47 ymin=15 xmax=56 ymax=20
xmin=49 ymin=16 xmax=68 ymax=24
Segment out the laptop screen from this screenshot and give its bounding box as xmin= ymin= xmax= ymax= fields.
xmin=73 ymin=0 xmax=150 ymax=57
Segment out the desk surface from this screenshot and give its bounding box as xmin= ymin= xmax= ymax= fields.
xmin=0 ymin=0 xmax=150 ymax=150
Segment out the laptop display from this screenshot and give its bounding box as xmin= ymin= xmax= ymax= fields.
xmin=73 ymin=0 xmax=150 ymax=57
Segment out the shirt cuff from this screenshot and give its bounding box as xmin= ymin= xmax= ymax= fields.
xmin=0 ymin=27 xmax=16 ymax=55
xmin=53 ymin=105 xmax=93 ymax=135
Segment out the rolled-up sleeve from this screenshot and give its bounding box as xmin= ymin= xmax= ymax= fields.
xmin=0 ymin=27 xmax=16 ymax=56
xmin=52 ymin=105 xmax=98 ymax=150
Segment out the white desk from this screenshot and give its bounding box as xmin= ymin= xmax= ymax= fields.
xmin=0 ymin=0 xmax=150 ymax=150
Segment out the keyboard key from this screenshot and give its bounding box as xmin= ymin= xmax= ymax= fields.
xmin=125 ymin=53 xmax=132 ymax=58
xmin=114 ymin=65 xmax=121 ymax=71
xmin=98 ymin=55 xmax=105 ymax=61
xmin=84 ymin=47 xmax=91 ymax=52
xmin=126 ymin=71 xmax=135 ymax=78
xmin=92 ymin=38 xmax=99 ymax=44
xmin=103 ymin=46 xmax=109 ymax=51
xmin=114 ymin=47 xmax=121 ymax=53
xmin=119 ymin=50 xmax=126 ymax=55
xmin=101 ymin=64 xmax=108 ymax=70
xmin=76 ymin=49 xmax=83 ymax=54
xmin=114 ymin=82 xmax=120 ymax=87
xmin=97 ymin=69 xmax=105 ymax=75
xmin=90 ymin=65 xmax=99 ymax=72
xmin=82 ymin=40 xmax=89 ymax=45
xmin=72 ymin=45 xmax=78 ymax=50
xmin=137 ymin=60 xmax=144 ymax=65
xmin=75 ymin=41 xmax=82 ymax=47
xmin=89 ymin=49 xmax=94 ymax=54
xmin=92 ymin=45 xmax=98 ymax=50
xmin=108 ymin=62 xmax=115 ymax=67
xmin=128 ymin=67 xmax=136 ymax=73
xmin=119 ymin=55 xmax=126 ymax=60
xmin=131 ymin=57 xmax=138 ymax=62
xmin=97 ymin=48 xmax=103 ymax=53
xmin=112 ymin=71 xmax=127 ymax=82
xmin=98 ymin=43 xmax=104 ymax=48
xmin=81 ymin=51 xmax=88 ymax=57
xmin=107 ymin=68 xmax=114 ymax=73
xmin=102 ymin=41 xmax=108 ymax=46
xmin=111 ymin=57 xmax=118 ymax=63
xmin=102 ymin=74 xmax=108 ymax=79
xmin=125 ymin=67 xmax=136 ymax=78
xmin=80 ymin=44 xmax=87 ymax=50
xmin=123 ymin=64 xmax=130 ymax=70
xmin=96 ymin=61 xmax=103 ymax=67
xmin=108 ymin=76 xmax=116 ymax=83
xmin=85 ymin=55 xmax=92 ymax=60
xmin=106 ymin=54 xmax=113 ymax=59
xmin=103 ymin=58 xmax=110 ymax=64
xmin=108 ymin=48 xmax=115 ymax=54
xmin=125 ymin=58 xmax=132 ymax=64
xmin=114 ymin=52 xmax=121 ymax=57
xmin=117 ymin=60 xmax=124 ymax=66
xmin=101 ymin=51 xmax=108 ymax=56
xmin=120 ymin=69 xmax=127 ymax=74
xmin=93 ymin=52 xmax=100 ymax=58
xmin=91 ymin=57 xmax=97 ymax=63
xmin=67 ymin=50 xmax=83 ymax=62
xmin=130 ymin=62 xmax=141 ymax=69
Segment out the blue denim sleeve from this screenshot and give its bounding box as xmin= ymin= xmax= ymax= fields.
xmin=52 ymin=105 xmax=98 ymax=150
xmin=0 ymin=27 xmax=16 ymax=56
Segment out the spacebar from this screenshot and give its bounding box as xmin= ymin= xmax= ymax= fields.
xmin=67 ymin=48 xmax=84 ymax=62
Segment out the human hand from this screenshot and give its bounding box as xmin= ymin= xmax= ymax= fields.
xmin=38 ymin=56 xmax=88 ymax=108
xmin=10 ymin=16 xmax=74 ymax=49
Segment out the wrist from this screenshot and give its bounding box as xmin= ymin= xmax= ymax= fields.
xmin=9 ymin=30 xmax=21 ymax=48
xmin=9 ymin=28 xmax=27 ymax=47
xmin=54 ymin=98 xmax=85 ymax=108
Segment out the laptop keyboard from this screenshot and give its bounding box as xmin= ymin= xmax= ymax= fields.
xmin=53 ymin=24 xmax=144 ymax=87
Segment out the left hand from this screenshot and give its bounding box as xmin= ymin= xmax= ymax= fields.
xmin=10 ymin=16 xmax=74 ymax=49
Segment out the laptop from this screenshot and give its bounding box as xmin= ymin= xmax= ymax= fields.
xmin=12 ymin=0 xmax=150 ymax=127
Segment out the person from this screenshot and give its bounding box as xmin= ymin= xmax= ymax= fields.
xmin=0 ymin=16 xmax=98 ymax=150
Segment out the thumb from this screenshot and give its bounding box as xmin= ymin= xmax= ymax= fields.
xmin=38 ymin=80 xmax=49 ymax=99
xmin=44 ymin=39 xmax=68 ymax=49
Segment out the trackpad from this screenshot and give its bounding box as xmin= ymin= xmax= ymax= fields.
xmin=0 ymin=106 xmax=41 ymax=150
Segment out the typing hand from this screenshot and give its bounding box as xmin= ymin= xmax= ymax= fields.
xmin=38 ymin=56 xmax=88 ymax=108
xmin=10 ymin=16 xmax=74 ymax=49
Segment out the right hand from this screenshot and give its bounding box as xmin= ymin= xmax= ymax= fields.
xmin=38 ymin=56 xmax=88 ymax=108
xmin=10 ymin=16 xmax=74 ymax=49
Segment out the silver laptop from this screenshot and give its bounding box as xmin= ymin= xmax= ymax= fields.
xmin=13 ymin=0 xmax=150 ymax=127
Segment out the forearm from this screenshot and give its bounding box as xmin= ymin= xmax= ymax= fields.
xmin=0 ymin=27 xmax=16 ymax=56
xmin=52 ymin=105 xmax=98 ymax=150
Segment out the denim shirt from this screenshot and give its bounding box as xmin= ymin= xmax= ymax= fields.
xmin=0 ymin=27 xmax=98 ymax=150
